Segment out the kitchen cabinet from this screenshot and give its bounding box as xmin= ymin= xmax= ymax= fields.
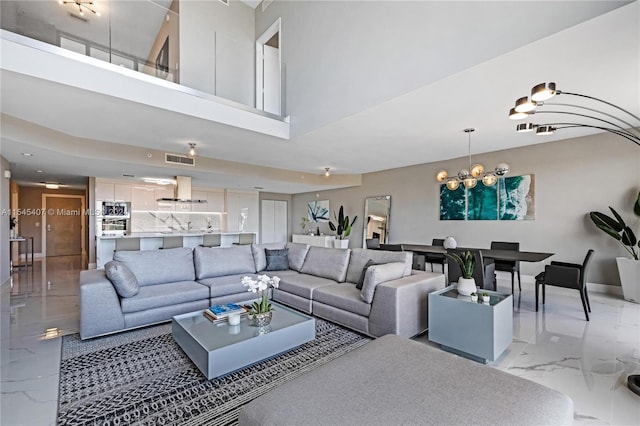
xmin=114 ymin=184 xmax=131 ymax=202
xmin=95 ymin=182 xmax=114 ymax=201
xmin=131 ymin=186 xmax=156 ymax=210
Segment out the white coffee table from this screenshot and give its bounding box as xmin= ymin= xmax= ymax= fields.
xmin=172 ymin=301 xmax=316 ymax=379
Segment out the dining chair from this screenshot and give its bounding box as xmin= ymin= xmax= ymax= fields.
xmin=200 ymin=234 xmax=221 ymax=248
xmin=115 ymin=237 xmax=140 ymax=252
xmin=160 ymin=236 xmax=183 ymax=249
xmin=366 ymin=238 xmax=380 ymax=249
xmin=447 ymin=249 xmax=496 ymax=291
xmin=425 ymin=238 xmax=447 ymax=273
xmin=490 ymin=241 xmax=521 ymax=294
xmin=535 ymin=249 xmax=594 ymax=321
xmin=379 ymin=243 xmax=404 ymax=252
xmin=233 ymin=233 xmax=254 ymax=245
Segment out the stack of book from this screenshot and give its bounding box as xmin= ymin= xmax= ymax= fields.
xmin=203 ymin=303 xmax=249 ymax=321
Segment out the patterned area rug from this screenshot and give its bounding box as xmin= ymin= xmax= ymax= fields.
xmin=58 ymin=319 xmax=371 ymax=425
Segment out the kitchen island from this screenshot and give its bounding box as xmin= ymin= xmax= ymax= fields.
xmin=96 ymin=232 xmax=255 ymax=269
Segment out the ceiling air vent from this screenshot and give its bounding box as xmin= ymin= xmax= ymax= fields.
xmin=165 ymin=153 xmax=195 ymax=166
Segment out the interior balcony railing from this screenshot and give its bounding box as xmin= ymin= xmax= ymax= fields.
xmin=1 ymin=0 xmax=282 ymax=119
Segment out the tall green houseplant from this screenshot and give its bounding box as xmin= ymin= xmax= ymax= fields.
xmin=328 ymin=205 xmax=357 ymax=240
xmin=589 ymin=190 xmax=640 ymax=304
xmin=589 ymin=190 xmax=640 ymax=260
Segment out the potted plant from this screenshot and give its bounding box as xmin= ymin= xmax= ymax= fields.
xmin=589 ymin=190 xmax=640 ymax=303
xmin=470 ymin=292 xmax=478 ymax=302
xmin=328 ymin=205 xmax=357 ymax=249
xmin=9 ymin=216 xmax=17 ymax=238
xmin=446 ymin=250 xmax=476 ymax=296
xmin=482 ymin=292 xmax=490 ymax=303
xmin=241 ymin=274 xmax=281 ymax=326
xmin=300 ymin=217 xmax=310 ymax=234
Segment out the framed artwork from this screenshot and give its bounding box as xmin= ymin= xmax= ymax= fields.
xmin=499 ymin=175 xmax=535 ymax=220
xmin=308 ymin=200 xmax=329 ymax=222
xmin=439 ymin=174 xmax=535 ymax=221
xmin=155 ymin=37 xmax=169 ymax=79
xmin=467 ymin=183 xmax=498 ymax=220
xmin=439 ymin=184 xmax=465 ymax=220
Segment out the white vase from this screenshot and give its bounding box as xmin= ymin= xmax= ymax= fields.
xmin=457 ymin=277 xmax=476 ymax=296
xmin=617 ymin=257 xmax=640 ymax=304
xmin=334 ymin=239 xmax=349 ymax=249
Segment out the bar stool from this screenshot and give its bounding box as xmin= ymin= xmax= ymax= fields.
xmin=233 ymin=233 xmax=254 ymax=245
xmin=200 ymin=234 xmax=221 ymax=247
xmin=160 ymin=236 xmax=183 ymax=249
xmin=115 ymin=238 xmax=140 ymax=252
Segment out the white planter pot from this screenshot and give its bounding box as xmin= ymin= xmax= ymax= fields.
xmin=334 ymin=239 xmax=349 ymax=249
xmin=616 ymin=257 xmax=640 ymax=304
xmin=457 ymin=277 xmax=476 ymax=296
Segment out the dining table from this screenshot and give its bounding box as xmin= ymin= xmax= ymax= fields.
xmin=400 ymin=244 xmax=554 ymax=263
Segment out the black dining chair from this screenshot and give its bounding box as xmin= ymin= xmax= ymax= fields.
xmin=535 ymin=249 xmax=594 ymax=321
xmin=366 ymin=238 xmax=380 ymax=249
xmin=424 ymin=238 xmax=447 ymax=273
xmin=491 ymin=241 xmax=521 ymax=294
xmin=447 ymin=249 xmax=496 ymax=291
xmin=379 ymin=243 xmax=404 ymax=252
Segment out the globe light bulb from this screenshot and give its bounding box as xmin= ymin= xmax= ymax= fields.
xmin=436 ymin=170 xmax=448 ymax=182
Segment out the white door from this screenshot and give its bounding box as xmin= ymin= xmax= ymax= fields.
xmin=256 ymin=19 xmax=281 ymax=116
xmin=262 ymin=45 xmax=280 ymax=115
xmin=261 ymin=200 xmax=287 ymax=243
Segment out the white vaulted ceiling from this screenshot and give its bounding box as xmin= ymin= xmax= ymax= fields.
xmin=1 ymin=1 xmax=637 ymax=193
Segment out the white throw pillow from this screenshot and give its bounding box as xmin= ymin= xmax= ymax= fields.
xmin=360 ymin=262 xmax=406 ymax=303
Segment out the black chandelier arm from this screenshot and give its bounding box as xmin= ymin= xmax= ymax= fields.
xmin=557 ymin=91 xmax=640 ymax=122
xmin=541 ymin=123 xmax=640 ymax=146
xmin=542 ymin=102 xmax=640 ymax=135
xmin=531 ymin=110 xmax=632 ymax=136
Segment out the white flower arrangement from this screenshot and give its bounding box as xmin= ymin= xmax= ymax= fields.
xmin=242 ymin=274 xmax=280 ymax=314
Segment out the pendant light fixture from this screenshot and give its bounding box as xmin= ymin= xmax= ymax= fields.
xmin=188 ymin=143 xmax=196 ymax=157
xmin=436 ymin=129 xmax=509 ymax=191
xmin=58 ymin=0 xmax=101 ymax=16
xmin=324 ymin=167 xmax=331 ymax=177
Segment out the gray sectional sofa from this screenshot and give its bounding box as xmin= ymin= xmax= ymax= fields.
xmin=79 ymin=242 xmax=445 ymax=339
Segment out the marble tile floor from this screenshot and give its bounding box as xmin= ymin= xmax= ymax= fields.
xmin=1 ymin=257 xmax=639 ymax=425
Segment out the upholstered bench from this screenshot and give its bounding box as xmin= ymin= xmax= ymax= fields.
xmin=239 ymin=334 xmax=573 ymax=425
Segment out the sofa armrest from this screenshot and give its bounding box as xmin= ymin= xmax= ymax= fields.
xmin=369 ymin=272 xmax=445 ymax=338
xmin=80 ymin=270 xmax=125 ymax=340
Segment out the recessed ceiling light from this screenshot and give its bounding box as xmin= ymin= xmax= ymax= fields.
xmin=35 ymin=170 xmax=43 ymax=173
xmin=45 ymin=183 xmax=60 ymax=189
xmin=21 ymin=152 xmax=33 ymax=157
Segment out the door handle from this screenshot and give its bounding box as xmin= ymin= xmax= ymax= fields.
xmin=47 ymin=224 xmax=51 ymax=232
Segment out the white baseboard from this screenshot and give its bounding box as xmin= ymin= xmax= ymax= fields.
xmin=88 ymin=263 xmax=97 ymax=270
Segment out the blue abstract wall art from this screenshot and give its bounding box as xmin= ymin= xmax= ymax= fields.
xmin=439 ymin=185 xmax=466 ymax=220
xmin=499 ymin=175 xmax=535 ymax=220
xmin=308 ymin=200 xmax=330 ymax=222
xmin=439 ymin=174 xmax=535 ymax=221
xmin=467 ymin=183 xmax=498 ymax=220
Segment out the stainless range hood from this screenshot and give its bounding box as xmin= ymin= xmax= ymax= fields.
xmin=157 ymin=176 xmax=207 ymax=203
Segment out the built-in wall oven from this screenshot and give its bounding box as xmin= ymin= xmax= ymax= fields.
xmin=97 ymin=201 xmax=131 ymax=236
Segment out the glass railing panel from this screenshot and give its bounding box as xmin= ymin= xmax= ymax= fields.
xmin=1 ymin=0 xmax=285 ymax=117
xmin=0 ymin=0 xmax=179 ymax=83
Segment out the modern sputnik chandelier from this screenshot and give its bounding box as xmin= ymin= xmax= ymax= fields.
xmin=436 ymin=128 xmax=509 ymax=191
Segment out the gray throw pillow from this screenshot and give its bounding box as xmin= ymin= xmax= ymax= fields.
xmin=360 ymin=262 xmax=406 ymax=304
xmin=356 ymin=259 xmax=378 ymax=290
xmin=104 ymin=261 xmax=139 ymax=298
xmin=265 ymin=248 xmax=289 ymax=271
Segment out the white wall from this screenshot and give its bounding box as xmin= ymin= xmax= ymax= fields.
xmin=179 ymin=0 xmax=255 ymax=106
xmin=292 ymin=132 xmax=640 ymax=287
xmin=1 ymin=156 xmax=11 ymax=285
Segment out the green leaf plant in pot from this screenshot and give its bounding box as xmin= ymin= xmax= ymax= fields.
xmin=328 ymin=205 xmax=357 ymax=249
xmin=446 ymin=250 xmax=477 ymax=296
xmin=589 ymin=190 xmax=640 ymax=303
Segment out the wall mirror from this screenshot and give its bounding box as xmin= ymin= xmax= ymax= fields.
xmin=363 ymin=195 xmax=391 ymax=248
